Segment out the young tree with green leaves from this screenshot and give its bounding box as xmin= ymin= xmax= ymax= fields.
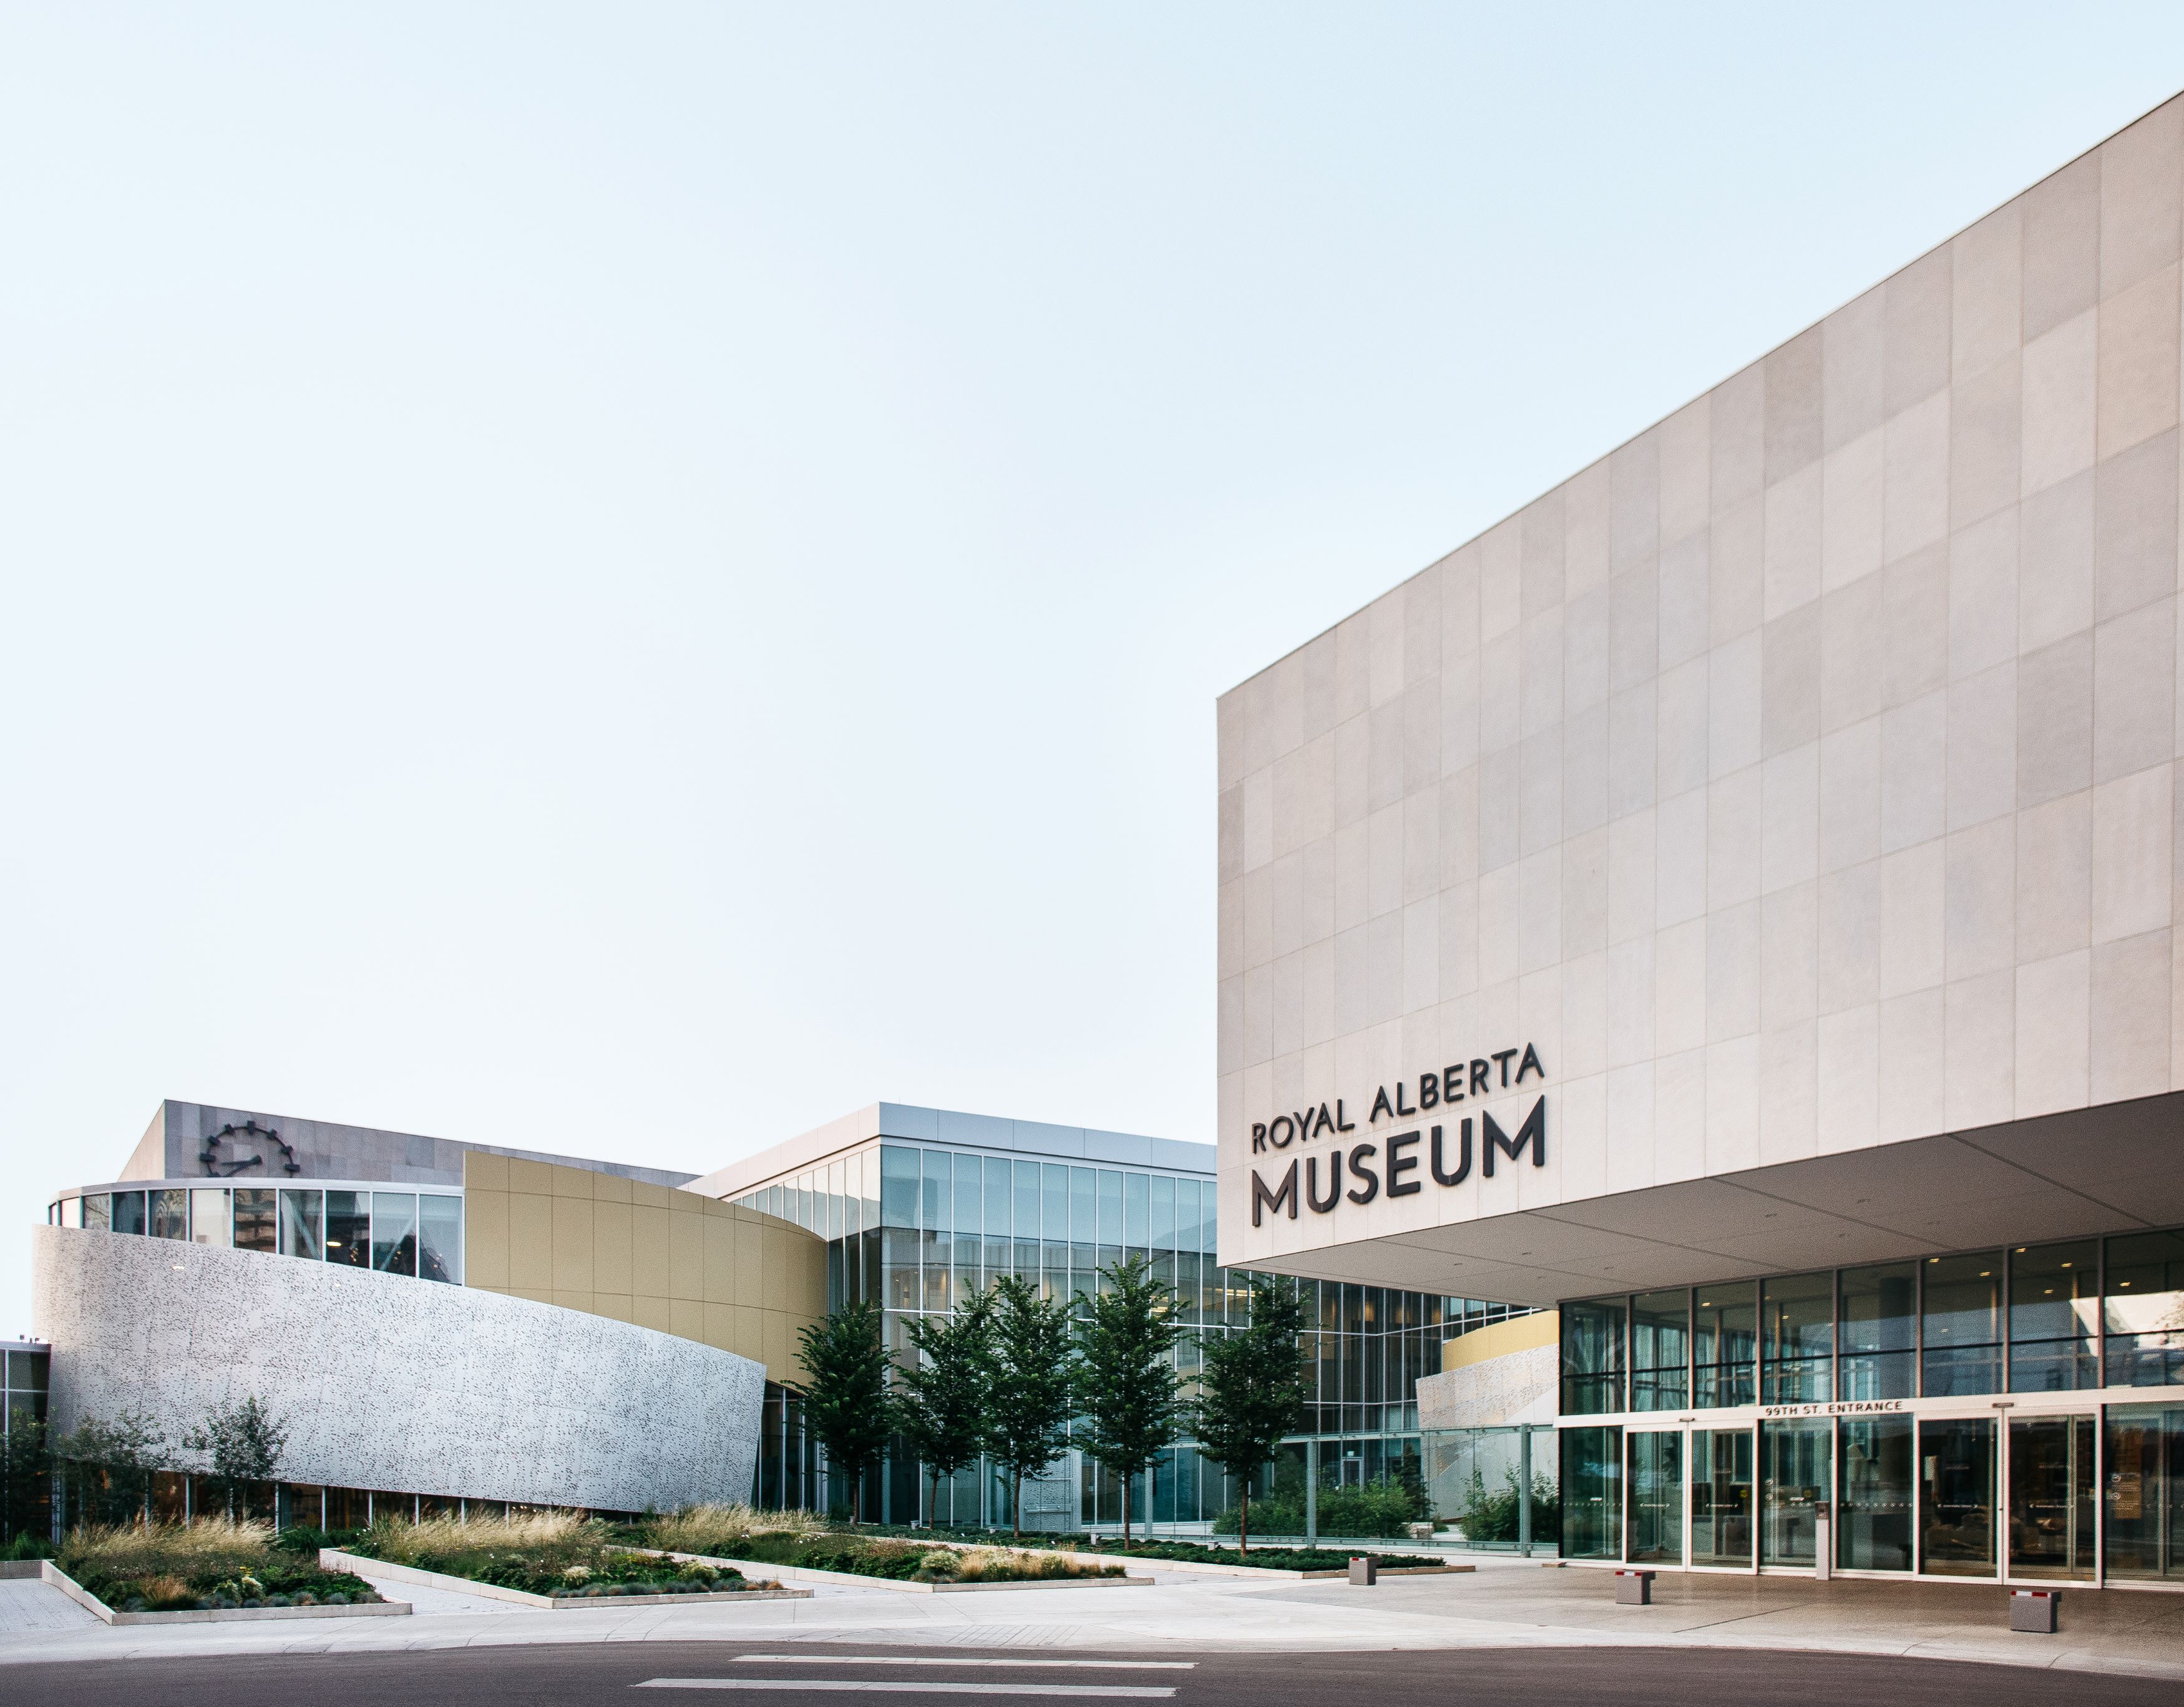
xmin=183 ymin=1395 xmax=288 ymax=1519
xmin=54 ymin=1409 xmax=165 ymax=1528
xmin=0 ymin=1416 xmax=51 ymax=1543
xmin=894 ymin=1288 xmax=994 ymax=1527
xmin=797 ymin=1300 xmax=892 ymax=1525
xmin=1189 ymin=1275 xmax=1309 ymax=1554
xmin=983 ymin=1274 xmax=1073 ymax=1542
xmin=1074 ymin=1255 xmax=1184 ymax=1549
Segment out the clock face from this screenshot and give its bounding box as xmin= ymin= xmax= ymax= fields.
xmin=199 ymin=1119 xmax=301 ymax=1179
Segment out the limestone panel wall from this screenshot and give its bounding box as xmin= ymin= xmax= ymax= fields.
xmin=32 ymin=1225 xmax=764 ymax=1511
xmin=461 ymin=1154 xmax=826 ymax=1381
xmin=1416 ymin=1315 xmax=1560 ymax=1429
xmin=1218 ymin=94 xmax=2184 ymax=1290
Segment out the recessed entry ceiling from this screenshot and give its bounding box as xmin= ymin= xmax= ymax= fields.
xmin=1237 ymin=1092 xmax=2184 ymax=1308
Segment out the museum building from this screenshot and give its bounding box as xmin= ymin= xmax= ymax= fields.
xmin=32 ymin=1098 xmax=1533 ymax=1534
xmin=1217 ymin=94 xmax=2184 ymax=1587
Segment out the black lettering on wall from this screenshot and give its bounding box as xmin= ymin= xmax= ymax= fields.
xmin=1251 ymin=1122 xmax=1267 ymax=1154
xmin=1481 ymin=1098 xmax=1547 ymax=1175
xmin=1493 ymin=1048 xmax=1519 ymax=1087
xmin=1336 ymin=1099 xmax=1355 ymax=1132
xmin=1442 ymin=1064 xmax=1465 ymax=1104
xmin=1346 ymin=1142 xmax=1380 ymax=1204
xmin=1395 ymin=1082 xmax=1415 ymax=1117
xmin=1312 ymin=1103 xmax=1335 ymax=1139
xmin=1252 ymin=1162 xmax=1299 ymax=1225
xmin=1385 ymin=1130 xmax=1421 ymax=1197
xmin=1419 ymin=1074 xmax=1438 ymax=1111
xmin=1307 ymin=1151 xmax=1343 ymax=1213
xmin=1369 ymin=1086 xmax=1393 ymax=1124
xmin=1269 ymin=1114 xmax=1295 ymax=1149
xmin=1470 ymin=1059 xmax=1489 ymax=1097
xmin=1431 ymin=1120 xmax=1473 ymax=1186
xmin=1515 ymin=1042 xmax=1546 ymax=1084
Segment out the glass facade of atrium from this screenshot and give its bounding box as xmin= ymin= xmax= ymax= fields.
xmin=733 ymin=1140 xmax=1529 ymax=1530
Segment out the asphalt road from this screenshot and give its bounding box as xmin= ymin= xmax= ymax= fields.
xmin=12 ymin=1640 xmax=2178 ymax=1707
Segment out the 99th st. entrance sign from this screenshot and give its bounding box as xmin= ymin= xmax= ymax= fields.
xmin=1247 ymin=1043 xmax=1548 ymax=1225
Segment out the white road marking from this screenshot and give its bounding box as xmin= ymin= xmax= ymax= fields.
xmin=638 ymin=1683 xmax=1176 ymax=1697
xmin=731 ymin=1657 xmax=1193 ymax=1670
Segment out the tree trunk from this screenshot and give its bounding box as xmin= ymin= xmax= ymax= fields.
xmin=1011 ymin=1471 xmax=1022 ymax=1544
xmin=927 ymin=1467 xmax=938 ymax=1530
xmin=1239 ymin=1486 xmax=1249 ymax=1557
xmin=1121 ymin=1471 xmax=1132 ymax=1549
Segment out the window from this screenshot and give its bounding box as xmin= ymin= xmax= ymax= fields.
xmin=111 ymin=1191 xmax=147 ymax=1236
xmin=190 ymin=1189 xmax=231 ymax=1248
xmin=983 ymin=1157 xmax=1012 ymax=1238
xmin=80 ymin=1194 xmax=110 ymax=1232
xmin=879 ymin=1146 xmax=918 ymax=1228
xmin=279 ymin=1189 xmax=323 ymax=1260
xmin=1838 ymin=1262 xmax=1916 ymax=1400
xmin=1559 ymin=1299 xmax=1626 ymax=1416
xmin=234 ymin=1189 xmax=275 ymax=1253
xmin=1694 ymin=1285 xmax=1755 ymax=1408
xmin=1629 ymin=1290 xmax=1689 ymax=1411
xmin=1761 ymin=1272 xmax=1832 ymax=1404
xmin=1559 ymin=1426 xmax=1622 ymax=1560
xmin=150 ymin=1189 xmax=189 ymax=1242
xmin=1124 ymin=1172 xmax=1149 ymax=1249
xmin=1922 ymin=1253 xmax=2002 ymax=1396
xmin=2105 ymin=1230 xmax=2184 ymax=1388
xmin=414 ymin=1194 xmax=459 ymax=1283
xmin=920 ymin=1151 xmax=949 ymax=1232
xmin=372 ymin=1193 xmax=418 ymax=1276
xmin=2008 ymin=1240 xmax=2099 ymax=1391
xmin=325 ymin=1191 xmax=369 ymax=1267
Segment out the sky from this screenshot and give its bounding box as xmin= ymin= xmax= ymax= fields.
xmin=6 ymin=4 xmax=2184 ymax=1331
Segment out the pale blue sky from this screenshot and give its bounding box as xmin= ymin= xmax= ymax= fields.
xmin=6 ymin=4 xmax=2184 ymax=1328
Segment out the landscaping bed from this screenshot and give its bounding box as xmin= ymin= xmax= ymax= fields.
xmin=56 ymin=1518 xmax=391 ymax=1614
xmin=1066 ymin=1538 xmax=1445 ymax=1572
xmin=340 ymin=1510 xmax=791 ymax=1600
xmin=704 ymin=1530 xmax=1128 ymax=1585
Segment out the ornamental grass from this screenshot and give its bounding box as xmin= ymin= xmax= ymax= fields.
xmin=640 ymin=1504 xmax=824 ymax=1557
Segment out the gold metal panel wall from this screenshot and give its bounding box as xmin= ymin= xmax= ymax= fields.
xmin=462 ymin=1152 xmax=826 ymax=1380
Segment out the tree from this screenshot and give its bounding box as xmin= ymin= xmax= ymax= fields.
xmin=54 ymin=1409 xmax=165 ymax=1528
xmin=0 ymin=1416 xmax=51 ymax=1543
xmin=1073 ymin=1256 xmax=1184 ymax=1549
xmin=983 ymin=1274 xmax=1073 ymax=1542
xmin=797 ymin=1300 xmax=892 ymax=1525
xmin=1189 ymin=1275 xmax=1309 ymax=1554
xmin=894 ymin=1290 xmax=993 ymax=1529
xmin=183 ymin=1396 xmax=288 ymax=1519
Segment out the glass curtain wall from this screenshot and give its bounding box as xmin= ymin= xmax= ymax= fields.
xmin=734 ymin=1142 xmax=1533 ymax=1529
xmin=52 ymin=1187 xmax=460 ymax=1281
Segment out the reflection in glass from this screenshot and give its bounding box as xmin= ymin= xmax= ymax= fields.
xmin=1096 ymin=1171 xmax=1123 ymax=1247
xmin=1691 ymin=1426 xmax=1753 ymax=1566
xmin=879 ymin=1145 xmax=917 ymax=1228
xmin=1041 ymin=1165 xmax=1067 ymax=1243
xmin=1630 ymin=1290 xmax=1689 ymax=1412
xmin=883 ymin=1227 xmax=919 ymax=1309
xmin=1919 ymin=1417 xmax=1996 ymax=1575
xmin=1151 ymin=1175 xmax=1174 ymax=1248
xmin=60 ymin=1196 xmax=84 ymax=1228
xmin=1627 ymin=1431 xmax=1682 ymax=1564
xmin=2008 ymin=1241 xmax=2099 ymax=1391
xmin=111 ymin=1192 xmax=147 ymax=1236
xmin=371 ymin=1194 xmax=417 ymax=1275
xmin=1070 ymin=1167 xmax=1094 ymax=1243
xmin=1559 ymin=1300 xmax=1626 ymax=1416
xmin=2105 ymin=1403 xmax=2184 ymax=1581
xmin=2105 ymin=1230 xmax=2184 ymax=1388
xmin=1922 ymin=1253 xmax=2002 ymax=1396
xmin=234 ymin=1189 xmax=275 ymax=1253
xmin=2008 ymin=1414 xmax=2094 ymax=1580
xmin=983 ymin=1157 xmax=1012 ymax=1237
xmin=1762 ymin=1273 xmax=1832 ymax=1403
xmin=190 ymin=1189 xmax=231 ymax=1248
xmin=921 ymin=1150 xmax=948 ymax=1232
xmin=150 ymin=1189 xmax=189 ymax=1242
xmin=419 ymin=1194 xmax=461 ymax=1283
xmin=81 ymin=1194 xmax=110 ymax=1232
xmin=1839 ymin=1416 xmax=1912 ymax=1570
xmin=1838 ymin=1262 xmax=1916 ymax=1399
xmin=1558 ymin=1426 xmax=1622 ymax=1559
xmin=325 ymin=1191 xmax=369 ymax=1267
xmin=1759 ymin=1420 xmax=1831 ymax=1566
xmin=1694 ymin=1285 xmax=1756 ymax=1408
xmin=1124 ymin=1172 xmax=1149 ymax=1249
xmin=279 ymin=1190 xmax=323 ymax=1260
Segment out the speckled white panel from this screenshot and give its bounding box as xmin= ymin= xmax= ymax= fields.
xmin=31 ymin=1227 xmax=764 ymax=1511
xmin=1415 ymin=1343 xmax=1558 ymax=1429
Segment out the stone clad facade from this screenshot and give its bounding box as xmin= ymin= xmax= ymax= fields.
xmin=1218 ymin=95 xmax=2184 ymax=1305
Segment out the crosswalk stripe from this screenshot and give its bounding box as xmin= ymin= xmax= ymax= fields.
xmin=638 ymin=1683 xmax=1177 ymax=1697
xmin=731 ymin=1657 xmax=1192 ymax=1670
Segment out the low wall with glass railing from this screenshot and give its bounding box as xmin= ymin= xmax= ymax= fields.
xmin=46 ymin=1182 xmax=462 ymax=1283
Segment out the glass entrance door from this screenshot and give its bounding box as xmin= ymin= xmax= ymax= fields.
xmin=2106 ymin=1403 xmax=2184 ymax=1582
xmin=1839 ymin=1416 xmax=1913 ymax=1570
xmin=2007 ymin=1414 xmax=2094 ymax=1580
xmin=1760 ymin=1419 xmax=1832 ymax=1567
xmin=1627 ymin=1431 xmax=1682 ymax=1564
xmin=1919 ymin=1417 xmax=1996 ymax=1576
xmin=1692 ymin=1427 xmax=1753 ymax=1567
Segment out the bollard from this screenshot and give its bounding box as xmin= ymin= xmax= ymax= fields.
xmin=1614 ymin=1569 xmax=1655 ymax=1605
xmin=1814 ymin=1504 xmax=1831 ymax=1582
xmin=1348 ymin=1556 xmax=1377 ymax=1586
xmin=2010 ymin=1589 xmax=2059 ymax=1633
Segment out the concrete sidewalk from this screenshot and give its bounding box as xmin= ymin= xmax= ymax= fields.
xmin=1 ymin=1557 xmax=2178 ymax=1683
